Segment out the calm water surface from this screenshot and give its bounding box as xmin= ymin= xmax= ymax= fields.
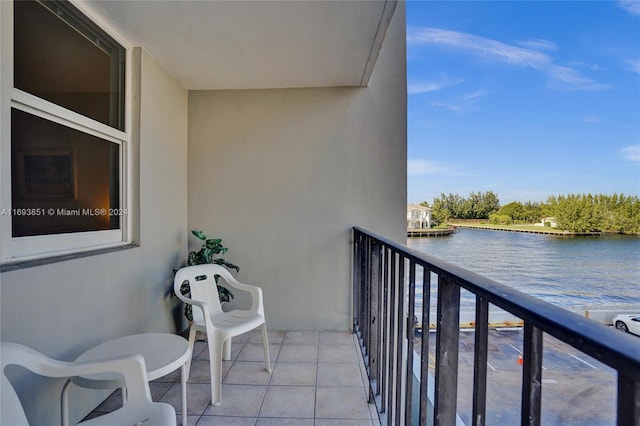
xmin=407 ymin=228 xmax=640 ymax=308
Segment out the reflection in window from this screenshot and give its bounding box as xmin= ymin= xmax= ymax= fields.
xmin=11 ymin=109 xmax=120 ymax=237
xmin=13 ymin=0 xmax=125 ymax=130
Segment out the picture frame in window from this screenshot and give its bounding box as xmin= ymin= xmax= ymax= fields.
xmin=17 ymin=150 xmax=78 ymax=200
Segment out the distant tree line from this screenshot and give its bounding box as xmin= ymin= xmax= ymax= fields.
xmin=546 ymin=193 xmax=640 ymax=234
xmin=421 ymin=192 xmax=640 ymax=234
xmin=424 ymin=191 xmax=500 ymax=224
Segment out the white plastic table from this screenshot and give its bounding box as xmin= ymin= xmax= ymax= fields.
xmin=62 ymin=333 xmax=190 ymax=426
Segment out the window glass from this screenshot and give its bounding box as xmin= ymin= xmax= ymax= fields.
xmin=11 ymin=108 xmax=120 ymax=237
xmin=13 ymin=0 xmax=125 ymax=130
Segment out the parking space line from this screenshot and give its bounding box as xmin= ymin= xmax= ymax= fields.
xmin=507 ymin=343 xmax=521 ymax=353
xmin=487 ymin=362 xmax=496 ymax=371
xmin=568 ymin=353 xmax=598 ymax=369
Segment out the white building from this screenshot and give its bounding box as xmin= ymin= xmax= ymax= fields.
xmin=534 ymin=217 xmax=558 ymax=228
xmin=407 ymin=204 xmax=432 ymax=229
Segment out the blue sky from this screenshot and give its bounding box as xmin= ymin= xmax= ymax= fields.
xmin=406 ymin=0 xmax=640 ymax=205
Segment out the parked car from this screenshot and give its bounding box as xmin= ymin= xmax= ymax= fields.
xmin=612 ymin=314 xmax=640 ymax=336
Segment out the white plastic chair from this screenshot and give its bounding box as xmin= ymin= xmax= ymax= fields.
xmin=174 ymin=264 xmax=270 ymax=405
xmin=1 ymin=342 xmax=176 ymax=426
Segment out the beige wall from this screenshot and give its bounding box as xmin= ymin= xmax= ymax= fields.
xmin=0 ymin=49 xmax=188 ymax=425
xmin=187 ymin=4 xmax=406 ymax=331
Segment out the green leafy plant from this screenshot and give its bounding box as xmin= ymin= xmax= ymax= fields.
xmin=177 ymin=230 xmax=240 ymax=321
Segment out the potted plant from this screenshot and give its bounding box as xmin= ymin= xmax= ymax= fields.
xmin=176 ymin=230 xmax=240 ymax=321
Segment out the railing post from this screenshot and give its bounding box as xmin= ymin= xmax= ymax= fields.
xmin=473 ymin=297 xmax=489 ymax=426
xmin=434 ymin=276 xmax=461 ymax=425
xmin=617 ymin=375 xmax=640 ymax=426
xmin=419 ymin=269 xmax=432 ymax=425
xmin=405 ymin=261 xmax=416 ymax=426
xmin=521 ymin=323 xmax=543 ymax=426
xmin=386 ymin=250 xmax=397 ymax=425
xmin=395 ymin=255 xmax=406 ymax=426
xmin=353 ymin=229 xmax=363 ymax=332
xmin=362 ymin=237 xmax=371 ymax=361
xmin=369 ymin=240 xmax=381 ymax=403
xmin=375 ymin=246 xmax=386 ymax=398
xmin=381 ymin=246 xmax=390 ymax=415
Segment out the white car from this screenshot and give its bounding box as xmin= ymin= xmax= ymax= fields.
xmin=612 ymin=314 xmax=640 ymax=336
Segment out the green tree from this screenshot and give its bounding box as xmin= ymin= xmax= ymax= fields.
xmin=489 ymin=213 xmax=513 ymax=225
xmin=469 ymin=191 xmax=500 ymax=219
xmin=430 ymin=194 xmax=452 ymax=225
xmin=546 ymin=193 xmax=640 ymax=233
xmin=427 ymin=191 xmax=639 ymax=233
xmin=522 ymin=201 xmax=544 ymax=222
xmin=431 ymin=191 xmax=500 ymax=221
xmin=496 ymin=202 xmax=525 ymax=222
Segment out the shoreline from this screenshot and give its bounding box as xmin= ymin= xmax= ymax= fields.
xmin=407 ymin=227 xmax=456 ymax=237
xmin=449 ymin=223 xmax=597 ymax=236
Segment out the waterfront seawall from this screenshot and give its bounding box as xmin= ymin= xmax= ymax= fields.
xmin=450 ymin=223 xmax=598 ymax=236
xmin=407 ymin=227 xmax=456 ymax=237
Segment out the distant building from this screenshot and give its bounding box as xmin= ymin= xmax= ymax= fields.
xmin=534 ymin=217 xmax=558 ymax=228
xmin=407 ymin=204 xmax=432 ymax=229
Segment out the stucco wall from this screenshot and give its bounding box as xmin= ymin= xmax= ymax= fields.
xmin=0 ymin=49 xmax=188 ymax=425
xmin=187 ymin=4 xmax=406 ymax=331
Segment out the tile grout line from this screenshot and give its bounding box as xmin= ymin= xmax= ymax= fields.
xmin=256 ymin=329 xmax=278 ymax=422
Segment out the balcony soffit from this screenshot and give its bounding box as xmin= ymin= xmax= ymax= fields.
xmin=76 ymin=0 xmax=396 ymax=90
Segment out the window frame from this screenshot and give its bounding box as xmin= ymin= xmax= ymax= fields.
xmin=0 ymin=0 xmax=136 ymax=265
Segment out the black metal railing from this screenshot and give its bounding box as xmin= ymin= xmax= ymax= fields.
xmin=352 ymin=227 xmax=640 ymax=426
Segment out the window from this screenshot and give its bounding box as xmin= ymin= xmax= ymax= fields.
xmin=13 ymin=0 xmax=125 ymax=130
xmin=1 ymin=0 xmax=132 ymax=262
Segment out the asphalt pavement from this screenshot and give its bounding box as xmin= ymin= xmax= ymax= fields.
xmin=420 ymin=328 xmax=623 ymax=425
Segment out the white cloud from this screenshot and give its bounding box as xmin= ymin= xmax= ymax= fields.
xmin=407 ymin=27 xmax=549 ymax=66
xmin=427 ymin=89 xmax=488 ymax=113
xmin=621 ymin=145 xmax=640 ymax=163
xmin=546 ymin=65 xmax=609 ymax=91
xmin=429 ymin=101 xmax=462 ymax=112
xmin=407 ymin=27 xmax=608 ymax=91
xmin=462 ymin=89 xmax=488 ymax=101
xmin=568 ymin=60 xmax=600 ymax=71
xmin=515 ymin=38 xmax=558 ymax=51
xmin=619 ymin=1 xmax=640 ymax=16
xmin=408 ymin=76 xmax=463 ymax=95
xmin=408 ymin=160 xmax=466 ymax=176
xmin=628 ymin=59 xmax=640 ymax=74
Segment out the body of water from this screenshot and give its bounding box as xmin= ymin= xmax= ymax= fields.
xmin=407 ymin=228 xmax=640 ymax=308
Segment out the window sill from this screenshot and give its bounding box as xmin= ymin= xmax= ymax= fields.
xmin=0 ymin=243 xmax=138 ymax=272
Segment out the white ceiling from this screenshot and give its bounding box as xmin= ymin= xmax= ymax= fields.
xmin=78 ymin=0 xmax=396 ymax=90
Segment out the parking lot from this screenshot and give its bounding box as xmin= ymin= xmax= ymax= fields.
xmin=422 ymin=328 xmax=622 ymax=425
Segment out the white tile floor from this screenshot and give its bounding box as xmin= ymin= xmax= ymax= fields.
xmin=86 ymin=330 xmax=380 ymax=426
